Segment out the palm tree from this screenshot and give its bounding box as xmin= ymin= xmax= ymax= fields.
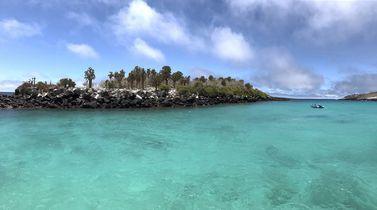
xmin=160 ymin=66 xmax=171 ymax=85
xmin=141 ymin=68 xmax=146 ymax=89
xmin=149 ymin=69 xmax=162 ymax=90
xmin=128 ymin=71 xmax=135 ymax=89
xmin=108 ymin=72 xmax=114 ymax=80
xmin=199 ymin=76 xmax=207 ymax=83
xmin=84 ymin=67 xmax=95 ymax=89
xmin=133 ymin=66 xmax=142 ymax=89
xmin=180 ymin=76 xmax=190 ymax=86
xmin=171 ymin=71 xmax=183 ymax=88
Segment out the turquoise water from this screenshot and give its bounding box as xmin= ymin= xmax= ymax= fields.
xmin=1 ymin=100 xmax=377 ymax=209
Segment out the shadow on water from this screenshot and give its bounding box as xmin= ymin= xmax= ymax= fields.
xmin=265 ymin=145 xmax=301 ymax=169
xmin=334 ymin=144 xmax=377 ymax=166
xmin=306 ymin=169 xmax=377 ymax=209
xmin=263 ymin=168 xmax=300 ymax=207
xmin=143 ymin=172 xmax=257 ymax=209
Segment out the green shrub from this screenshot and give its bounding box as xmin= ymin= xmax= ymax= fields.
xmin=15 ymin=82 xmax=33 ymax=96
xmin=159 ymin=84 xmax=170 ymax=92
xmin=177 ymin=86 xmax=194 ymax=96
xmin=201 ymin=86 xmax=219 ymax=98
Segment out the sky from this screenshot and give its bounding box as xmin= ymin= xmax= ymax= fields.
xmin=1 ymin=0 xmax=377 ymax=98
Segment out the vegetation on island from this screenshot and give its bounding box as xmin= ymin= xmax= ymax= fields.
xmin=14 ymin=66 xmax=270 ymax=100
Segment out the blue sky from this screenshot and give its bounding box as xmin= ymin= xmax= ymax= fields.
xmin=1 ymin=0 xmax=377 ymax=98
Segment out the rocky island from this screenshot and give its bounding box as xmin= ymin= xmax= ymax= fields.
xmin=343 ymin=92 xmax=377 ymax=101
xmin=0 ymin=66 xmax=273 ymax=109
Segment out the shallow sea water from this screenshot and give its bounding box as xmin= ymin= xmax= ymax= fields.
xmin=0 ymin=100 xmax=377 ymax=209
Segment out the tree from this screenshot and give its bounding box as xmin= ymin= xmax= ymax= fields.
xmin=171 ymin=71 xmax=183 ymax=88
xmin=140 ymin=68 xmax=146 ymax=89
xmin=245 ymin=83 xmax=253 ymax=90
xmin=36 ymin=81 xmax=49 ymax=92
xmin=58 ymin=78 xmax=76 ymax=88
xmin=149 ymin=69 xmax=162 ymax=90
xmin=221 ymin=79 xmax=226 ymax=86
xmin=84 ymin=67 xmax=96 ymax=89
xmin=108 ymin=72 xmax=114 ymax=80
xmin=208 ymin=75 xmax=214 ymax=81
xmin=160 ymin=66 xmax=171 ymax=85
xmin=199 ymin=76 xmax=207 ymax=83
xmin=15 ymin=82 xmax=33 ymax=96
xmin=114 ymin=69 xmax=125 ymax=88
xmin=180 ymin=76 xmax=190 ymax=86
xmin=132 ymin=66 xmax=144 ymax=89
xmin=128 ymin=71 xmax=135 ymax=89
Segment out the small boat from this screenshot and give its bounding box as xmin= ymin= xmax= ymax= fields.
xmin=311 ymin=104 xmax=324 ymax=109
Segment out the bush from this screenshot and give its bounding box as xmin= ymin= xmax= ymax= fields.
xmin=58 ymin=78 xmax=76 ymax=88
xmin=159 ymin=84 xmax=170 ymax=92
xmin=177 ymin=86 xmax=194 ymax=96
xmin=36 ymin=82 xmax=49 ymax=92
xmin=201 ymin=86 xmax=219 ymax=98
xmin=15 ymin=82 xmax=33 ymax=96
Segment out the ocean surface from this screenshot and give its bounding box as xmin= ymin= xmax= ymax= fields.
xmin=0 ymin=100 xmax=377 ymax=209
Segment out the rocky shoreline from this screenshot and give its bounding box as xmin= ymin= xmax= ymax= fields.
xmin=343 ymin=92 xmax=377 ymax=101
xmin=0 ymin=88 xmax=274 ymax=109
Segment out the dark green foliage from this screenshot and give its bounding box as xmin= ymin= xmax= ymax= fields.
xmin=201 ymin=86 xmax=219 ymax=97
xmin=114 ymin=69 xmax=125 ymax=87
xmin=15 ymin=82 xmax=33 ymax=96
xmin=36 ymin=81 xmax=49 ymax=92
xmin=90 ymin=65 xmax=269 ymax=99
xmin=177 ymin=85 xmax=194 ymax=96
xmin=180 ymin=76 xmax=190 ymax=86
xmin=176 ymin=83 xmax=269 ymax=99
xmin=245 ymin=83 xmax=253 ymax=90
xmin=84 ymin=67 xmax=95 ymax=89
xmin=159 ymin=84 xmax=170 ymax=92
xmin=171 ymin=71 xmax=183 ymax=87
xmin=160 ymin=66 xmax=172 ymax=85
xmin=199 ymin=76 xmax=207 ymax=83
xmin=57 ymin=78 xmax=76 ymax=88
xmin=149 ymin=69 xmax=163 ymax=90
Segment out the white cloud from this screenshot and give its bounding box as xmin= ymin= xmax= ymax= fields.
xmin=66 ymin=12 xmax=97 ymax=27
xmin=66 ymin=43 xmax=99 ymax=59
xmin=296 ymin=0 xmax=376 ymax=43
xmin=0 ymin=18 xmax=41 ymax=39
xmin=226 ymin=0 xmax=377 ymax=44
xmin=132 ymin=38 xmax=165 ymax=62
xmin=211 ymin=27 xmax=254 ymax=64
xmin=253 ymin=48 xmax=324 ymax=94
xmin=329 ymin=73 xmax=377 ymax=96
xmin=111 ymin=0 xmax=203 ymax=50
xmin=0 ymin=80 xmax=22 ymax=92
xmin=226 ymin=0 xmax=292 ymax=13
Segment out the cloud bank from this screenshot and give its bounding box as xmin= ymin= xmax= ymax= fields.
xmin=253 ymin=48 xmax=324 ymax=95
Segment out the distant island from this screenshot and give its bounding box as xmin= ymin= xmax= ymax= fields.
xmin=343 ymin=92 xmax=377 ymax=101
xmin=0 ymin=66 xmax=279 ymax=109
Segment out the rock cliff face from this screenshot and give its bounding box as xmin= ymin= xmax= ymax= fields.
xmin=0 ymin=88 xmax=272 ymax=109
xmin=343 ymin=92 xmax=377 ymax=101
